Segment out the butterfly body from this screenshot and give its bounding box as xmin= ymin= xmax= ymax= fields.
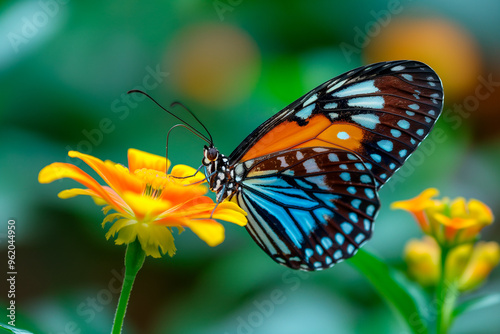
xmin=203 ymin=60 xmax=444 ymax=271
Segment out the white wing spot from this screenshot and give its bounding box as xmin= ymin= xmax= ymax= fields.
xmin=313 ymin=147 xmax=329 ymax=152
xmin=329 ymin=112 xmax=339 ymax=120
xmin=402 ymin=74 xmax=413 ymax=81
xmin=303 ymin=158 xmax=320 ymax=173
xmin=302 ymin=93 xmax=318 ymax=107
xmin=324 ymin=102 xmax=338 ymax=109
xmin=326 ymin=79 xmax=347 ymax=93
xmin=347 ymin=96 xmax=385 ymax=109
xmin=332 ymin=80 xmax=379 ymax=97
xmin=296 ymin=104 xmax=315 ymax=119
xmin=276 ymin=156 xmax=288 ymax=167
xmin=351 ymin=114 xmax=380 ymax=130
xmin=337 ymin=131 xmax=350 ymax=140
xmin=391 ymin=65 xmax=405 ymax=71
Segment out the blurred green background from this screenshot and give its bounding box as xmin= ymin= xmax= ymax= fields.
xmin=1 ymin=0 xmax=500 ymax=333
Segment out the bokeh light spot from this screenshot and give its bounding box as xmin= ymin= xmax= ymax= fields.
xmin=365 ymin=17 xmax=482 ymax=102
xmin=166 ymin=24 xmax=261 ymax=108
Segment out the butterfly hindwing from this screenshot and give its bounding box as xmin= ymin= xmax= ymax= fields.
xmin=234 ymin=147 xmax=380 ymax=270
xmin=229 ymin=60 xmax=444 ymax=189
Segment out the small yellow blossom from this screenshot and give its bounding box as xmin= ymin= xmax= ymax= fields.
xmin=404 ymin=237 xmax=500 ymax=291
xmin=404 ymin=236 xmax=441 ymax=286
xmin=458 ymin=242 xmax=500 ymax=291
xmin=39 ymin=149 xmax=247 ymax=258
xmin=404 ymin=238 xmax=500 ymax=292
xmin=392 ymin=189 xmax=493 ymax=247
xmin=445 ymin=243 xmax=473 ymax=281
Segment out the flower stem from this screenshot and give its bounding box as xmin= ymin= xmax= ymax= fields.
xmin=111 ymin=240 xmax=146 ymax=334
xmin=436 ymin=247 xmax=458 ymax=334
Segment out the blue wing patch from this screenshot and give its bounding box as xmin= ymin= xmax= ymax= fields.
xmin=236 ymin=147 xmax=380 ymax=271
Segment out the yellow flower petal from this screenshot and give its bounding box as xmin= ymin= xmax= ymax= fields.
xmin=468 ymin=199 xmax=494 ymax=226
xmin=102 ymin=212 xmax=125 ymax=228
xmin=391 ymin=188 xmax=439 ymax=212
xmin=459 ymin=241 xmax=500 ymax=291
xmin=128 ymin=148 xmax=170 ymax=174
xmin=105 ymin=218 xmax=136 ymax=237
xmin=160 ymin=181 xmax=208 ymax=207
xmin=450 ymin=197 xmax=467 ymax=218
xmin=58 ymin=188 xmax=98 ymax=199
xmin=188 ymin=219 xmax=225 ymax=246
xmin=170 ymin=164 xmax=206 ymax=184
xmin=39 ymin=162 xmax=125 ymax=212
xmin=122 ymin=191 xmax=172 ymax=221
xmin=434 ymin=214 xmax=478 ymax=229
xmin=68 ymin=151 xmax=144 ymax=196
xmin=212 ymin=202 xmax=247 ymax=226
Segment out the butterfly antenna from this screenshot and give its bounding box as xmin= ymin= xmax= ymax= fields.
xmin=128 ymin=90 xmax=211 ymax=144
xmin=170 ymin=101 xmax=213 ymax=145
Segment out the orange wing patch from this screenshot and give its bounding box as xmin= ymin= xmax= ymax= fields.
xmin=307 ymin=123 xmax=364 ymax=151
xmin=241 ymin=115 xmax=366 ymax=161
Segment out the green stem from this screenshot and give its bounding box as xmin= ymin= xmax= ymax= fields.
xmin=436 ymin=247 xmax=458 ymax=334
xmin=111 ymin=240 xmax=146 ymax=334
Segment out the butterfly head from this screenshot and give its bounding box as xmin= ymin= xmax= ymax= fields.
xmin=203 ymin=144 xmax=219 ymax=165
xmin=201 ymin=144 xmax=237 ymax=202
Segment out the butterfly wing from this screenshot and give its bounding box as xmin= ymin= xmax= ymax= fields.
xmin=229 ymin=60 xmax=444 ymax=188
xmin=234 ymin=147 xmax=380 ymax=270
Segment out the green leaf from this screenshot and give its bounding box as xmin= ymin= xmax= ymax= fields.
xmin=0 ymin=323 xmax=34 ymax=334
xmin=348 ymin=249 xmax=430 ymax=334
xmin=453 ymin=293 xmax=500 ymax=319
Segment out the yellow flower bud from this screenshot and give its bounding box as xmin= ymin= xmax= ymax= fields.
xmin=458 ymin=242 xmax=500 ymax=291
xmin=445 ymin=243 xmax=473 ymax=281
xmin=404 ymin=237 xmax=440 ymax=286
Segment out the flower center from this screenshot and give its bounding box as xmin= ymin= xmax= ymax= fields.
xmin=134 ymin=168 xmax=170 ymax=198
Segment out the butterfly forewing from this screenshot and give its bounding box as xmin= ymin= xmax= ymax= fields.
xmin=229 ymin=60 xmax=444 ymax=189
xmin=235 ymin=147 xmax=380 ymax=270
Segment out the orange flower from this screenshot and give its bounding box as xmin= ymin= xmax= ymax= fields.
xmin=38 ymin=149 xmax=247 ymax=258
xmin=391 ymin=188 xmax=439 ymax=234
xmin=392 ymin=189 xmax=493 ymax=247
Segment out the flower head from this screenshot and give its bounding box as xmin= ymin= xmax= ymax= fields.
xmin=404 ymin=237 xmax=500 ymax=292
xmin=392 ymin=188 xmax=493 ymax=248
xmin=39 ymin=149 xmax=247 ymax=258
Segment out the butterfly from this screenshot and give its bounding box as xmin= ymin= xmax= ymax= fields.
xmin=139 ymin=59 xmax=438 ymax=271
